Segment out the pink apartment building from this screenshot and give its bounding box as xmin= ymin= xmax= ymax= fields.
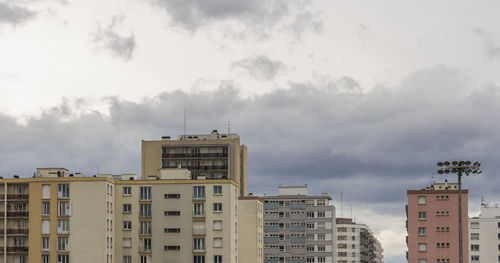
xmin=406 ymin=181 xmax=469 ymax=263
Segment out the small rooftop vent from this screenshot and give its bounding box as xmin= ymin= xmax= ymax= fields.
xmin=162 ymin=136 xmax=171 ymax=140
xmin=13 ymin=175 xmax=19 ymax=179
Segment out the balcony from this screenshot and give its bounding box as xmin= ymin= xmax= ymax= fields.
xmin=264 ymin=225 xmax=279 ymax=232
xmin=291 ymin=225 xmax=306 ymax=232
xmin=264 ymin=203 xmax=279 ymax=210
xmin=163 ymin=165 xmax=228 ymax=171
xmin=0 ymin=211 xmax=29 ymax=217
xmin=264 ymin=260 xmax=279 ymax=263
xmin=290 ymin=237 xmax=306 ymax=243
xmin=0 ymin=229 xmax=29 ymax=235
xmin=162 ymin=153 xmax=228 ymax=159
xmin=264 ymin=237 xmax=279 ymax=244
xmin=290 ymin=202 xmax=306 ymax=210
xmin=0 ymin=246 xmax=29 ymax=253
xmin=291 ymin=259 xmax=306 ymax=263
xmin=0 ymin=194 xmax=29 ymax=200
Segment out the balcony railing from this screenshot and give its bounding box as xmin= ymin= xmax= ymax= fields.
xmin=0 ymin=246 xmax=29 ymax=253
xmin=163 ymin=165 xmax=228 ymax=171
xmin=162 ymin=153 xmax=228 ymax=158
xmin=0 ymin=194 xmax=29 ymax=200
xmin=0 ymin=229 xmax=29 ymax=235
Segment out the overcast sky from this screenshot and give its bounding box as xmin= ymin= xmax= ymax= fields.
xmin=2 ymin=0 xmax=500 ymax=261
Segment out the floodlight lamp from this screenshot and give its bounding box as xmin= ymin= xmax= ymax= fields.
xmin=445 ymin=169 xmax=450 ymax=174
xmin=465 ymin=161 xmax=471 ymax=165
xmin=437 ymin=170 xmax=444 ymax=174
xmin=444 ymin=161 xmax=450 ymax=166
xmin=458 ymin=161 xmax=464 ymax=166
xmin=452 ymin=161 xmax=458 ymax=165
xmin=452 ymin=168 xmax=457 ymax=173
xmin=437 ymin=162 xmax=444 ymax=166
xmin=472 ymin=170 xmax=477 ymax=174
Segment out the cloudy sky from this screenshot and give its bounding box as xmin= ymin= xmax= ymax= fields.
xmin=2 ymin=0 xmax=500 ymax=261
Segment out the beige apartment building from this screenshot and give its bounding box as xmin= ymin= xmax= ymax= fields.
xmin=141 ymin=130 xmax=248 ymax=196
xmin=238 ymin=197 xmax=264 ymax=263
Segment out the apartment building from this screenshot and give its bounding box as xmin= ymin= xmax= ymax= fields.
xmin=406 ymin=180 xmax=469 ymax=263
xmin=141 ymin=130 xmax=248 ymax=196
xmin=238 ymin=196 xmax=264 ymax=263
xmin=261 ymin=185 xmax=336 ymax=263
xmin=335 ymin=218 xmax=383 ymax=263
xmin=0 ymin=167 xmax=247 ymax=263
xmin=469 ymin=203 xmax=500 ymax=262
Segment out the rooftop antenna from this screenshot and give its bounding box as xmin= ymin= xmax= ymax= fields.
xmin=227 ymin=120 xmax=231 ymax=134
xmin=481 ymin=196 xmax=486 ymax=208
xmin=97 ymin=165 xmax=100 ymax=176
xmin=183 ymin=108 xmax=186 ymax=138
xmin=340 ymin=192 xmax=343 ymax=218
xmin=350 ymin=204 xmax=353 ymax=219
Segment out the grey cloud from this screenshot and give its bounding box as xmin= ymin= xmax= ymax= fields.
xmin=0 ymin=2 xmax=36 ymax=26
xmin=473 ymin=28 xmax=500 ymax=59
xmin=150 ymin=0 xmax=320 ymax=38
xmin=93 ymin=16 xmax=136 ymax=61
xmin=231 ymin=55 xmax=286 ymax=81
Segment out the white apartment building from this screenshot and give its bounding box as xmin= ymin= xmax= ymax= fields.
xmin=335 ymin=218 xmax=383 ymax=263
xmin=469 ymin=204 xmax=500 ymax=263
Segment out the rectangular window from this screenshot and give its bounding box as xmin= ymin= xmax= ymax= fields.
xmin=213 ymin=238 xmax=222 ymax=248
xmin=165 ymin=228 xmax=180 ymax=233
xmin=213 ymin=203 xmax=222 ymax=212
xmin=471 ymin=256 xmax=479 ymax=262
xmin=122 ymin=256 xmax=132 ymax=263
xmin=471 ymin=244 xmax=479 ymax=251
xmin=164 ymin=246 xmax=181 ymax=250
xmin=193 ymin=238 xmax=205 ymax=252
xmin=42 ymin=220 xmax=50 ymax=234
xmin=418 ymin=243 xmax=427 ymax=252
xmin=418 ymin=227 xmax=427 ymax=236
xmin=139 ymin=238 xmax=152 ymax=253
xmin=418 ymin=196 xmax=426 ymax=204
xmin=42 ymin=255 xmax=50 ymax=263
xmin=140 ymin=256 xmax=151 ymax=263
xmin=194 ymin=256 xmax=205 ymax=263
xmin=123 ymin=238 xmax=131 ymax=248
xmin=140 ymin=187 xmax=151 ymax=201
xmin=42 ymin=202 xmax=50 ymax=216
xmin=123 ymin=204 xmax=131 ymax=213
xmin=139 ymin=204 xmax=151 ymax=218
xmin=57 ymin=184 xmax=70 ymax=199
xmin=193 ymin=186 xmax=205 ymax=199
xmin=57 ymin=237 xmax=69 ymax=252
xmin=193 ymin=203 xmax=205 ymax=217
xmin=57 ymin=220 xmax=70 ymax=234
xmin=42 ymin=237 xmax=50 ymax=251
xmin=317 ymin=234 xmax=325 ymax=240
xmin=42 ymin=185 xmax=50 ymax=199
xmin=57 ymin=255 xmax=69 ymax=263
xmin=214 ymin=255 xmax=222 ymax=263
xmin=123 ymin=186 xmax=131 ymax=195
xmin=317 ymin=246 xmax=325 ymax=252
xmin=165 ymin=211 xmax=181 ymax=216
xmin=214 ymin=220 xmax=222 ymax=230
xmin=213 ymin=186 xmax=222 ymax=195
xmin=418 ymin=211 xmax=426 ymax=220
xmin=123 ymin=221 xmax=132 ymax=230
xmin=57 ymin=202 xmax=71 ymax=216
xmin=164 ymin=194 xmax=180 ymax=199
xmin=471 ymin=233 xmax=479 ymax=240
xmin=140 ymin=221 xmax=152 ymax=235
xmin=418 ymin=260 xmax=427 ymax=263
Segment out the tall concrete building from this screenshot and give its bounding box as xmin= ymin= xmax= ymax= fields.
xmin=141 ymin=130 xmax=248 ymax=196
xmin=0 ymin=166 xmax=258 ymax=263
xmin=238 ymin=196 xmax=264 ymax=263
xmin=335 ymin=218 xmax=383 ymax=263
xmin=261 ymin=185 xmax=336 ymax=263
xmin=406 ymin=181 xmax=469 ymax=263
xmin=469 ymin=203 xmax=500 ymax=262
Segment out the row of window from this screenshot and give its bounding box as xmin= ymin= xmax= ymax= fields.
xmin=264 ymin=200 xmax=327 ymax=206
xmin=41 ymin=237 xmax=69 ymax=252
xmin=264 ymin=211 xmax=330 ymax=218
xmin=124 ymin=186 xmax=223 ymax=200
xmin=337 ymin=252 xmax=356 ymax=257
xmin=41 ymin=255 xmax=68 ymax=263
xmin=265 ymin=257 xmax=327 ymax=263
xmin=417 ymin=211 xmax=449 ymax=219
xmin=470 ymin=221 xmax=500 ymax=229
xmin=418 ymin=243 xmax=450 ymax=252
xmin=41 ymin=184 xmax=70 ymax=199
xmin=417 ymin=259 xmax=450 ymax=263
xmin=41 ymin=219 xmax=70 ymax=234
xmin=122 ymin=220 xmax=224 ymax=231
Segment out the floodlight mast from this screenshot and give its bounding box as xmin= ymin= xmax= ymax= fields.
xmin=436 ymin=161 xmax=481 ymax=263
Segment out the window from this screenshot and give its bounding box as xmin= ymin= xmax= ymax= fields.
xmin=164 ymin=246 xmax=181 ymax=250
xmin=214 ymin=255 xmax=222 ymax=263
xmin=194 ymin=238 xmax=205 ymax=251
xmin=213 ymin=220 xmax=222 ymax=230
xmin=317 ymin=211 xmax=325 ymax=218
xmin=57 ymin=237 xmax=69 ymax=252
xmin=122 ymin=256 xmax=131 ymax=263
xmin=418 ymin=243 xmax=427 ymax=252
xmin=193 ymin=186 xmax=205 ymax=199
xmin=307 ymin=211 xmax=314 ymax=217
xmin=139 ymin=204 xmax=151 ymax=218
xmin=213 ymin=238 xmax=222 ymax=248
xmin=42 ymin=185 xmax=51 ymax=199
xmin=418 ymin=260 xmax=427 ymax=263
xmin=418 ymin=196 xmax=426 ymax=204
xmin=338 ymin=235 xmax=347 ymax=240
xmin=123 ymin=204 xmax=131 ymax=213
xmin=122 ymin=238 xmax=131 ymax=248
xmin=165 ymin=228 xmax=180 ymax=233
xmin=123 ymin=187 xmax=131 ymax=195
xmin=57 ymin=202 xmax=70 ymax=216
xmin=139 ymin=238 xmax=152 ymax=253
xmin=42 ymin=220 xmax=50 ymax=234
xmin=123 ymin=221 xmax=132 ymax=230
xmin=57 ymin=220 xmax=70 ymax=234
xmin=42 ymin=255 xmax=50 ymax=263
xmin=57 ymin=255 xmax=69 ymax=263
xmin=57 ymin=184 xmax=69 ymax=199
xmin=165 ymin=211 xmax=181 ymax=216
xmin=140 ymin=221 xmax=152 ymax=235
xmin=338 ymin=227 xmax=347 ymax=232
xmin=317 ymin=234 xmax=325 ymax=240
xmin=165 ymin=194 xmax=180 ymax=199
xmin=351 ymin=236 xmax=356 ymax=241
xmin=471 ymin=256 xmax=479 ymax=261
xmin=42 ymin=237 xmax=50 ymax=251
xmin=140 ymin=187 xmax=151 ymax=201
xmin=471 ymin=244 xmax=479 ymax=251
xmin=307 ymin=246 xmax=315 ymax=251
xmin=140 ymin=256 xmax=151 ymax=263
xmin=194 ymin=256 xmax=205 ymax=263
xmin=193 ymin=203 xmax=205 ymax=217
xmin=471 ymin=233 xmax=479 ymax=240
xmin=42 ymin=202 xmax=50 ymax=216
xmin=317 ymin=257 xmax=325 ymax=263
xmin=418 ymin=227 xmax=427 ymax=236
xmin=471 ymin=222 xmax=479 ymax=229
xmin=317 ymin=245 xmax=325 ymax=252
xmin=418 ymin=211 xmax=426 ymax=220
xmin=213 ymin=203 xmax=222 ymax=212
xmin=213 ymin=186 xmax=222 ymax=195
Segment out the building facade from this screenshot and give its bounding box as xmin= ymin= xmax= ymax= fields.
xmin=406 ymin=181 xmax=469 ymax=263
xmin=262 ymin=186 xmax=336 ymax=263
xmin=141 ymin=130 xmax=248 ymax=196
xmin=238 ymin=197 xmax=264 ymax=263
xmin=0 ymin=167 xmax=249 ymax=263
xmin=335 ymin=218 xmax=383 ymax=263
xmin=469 ymin=204 xmax=500 ymax=263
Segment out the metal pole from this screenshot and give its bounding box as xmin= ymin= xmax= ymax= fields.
xmin=458 ymin=171 xmax=463 ymax=263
